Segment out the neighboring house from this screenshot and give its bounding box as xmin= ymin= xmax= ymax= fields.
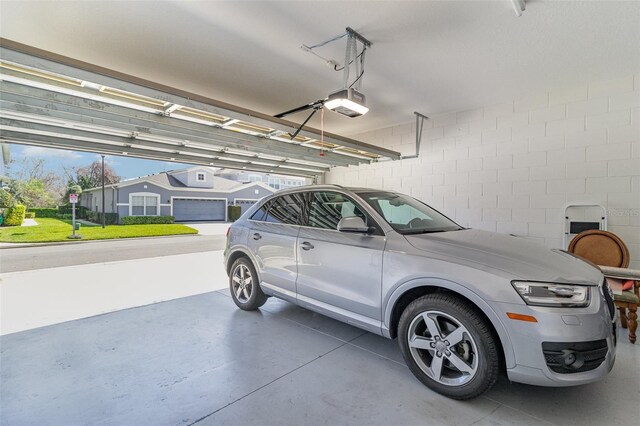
xmin=80 ymin=166 xmax=276 ymax=222
xmin=215 ymin=169 xmax=308 ymax=190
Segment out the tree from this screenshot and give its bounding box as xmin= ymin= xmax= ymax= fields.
xmin=0 ymin=189 xmax=13 ymax=208
xmin=68 ymin=160 xmax=120 ymax=190
xmin=6 ymin=157 xmax=65 ymax=204
xmin=8 ymin=179 xmax=57 ymax=208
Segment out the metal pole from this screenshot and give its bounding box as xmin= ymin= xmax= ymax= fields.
xmin=101 ymin=155 xmax=105 ymax=228
xmin=72 ymin=201 xmax=76 ymax=237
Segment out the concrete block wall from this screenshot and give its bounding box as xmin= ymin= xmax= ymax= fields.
xmin=325 ymin=74 xmax=640 ymax=268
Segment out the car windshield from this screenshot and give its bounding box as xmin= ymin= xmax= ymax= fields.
xmin=359 ymin=191 xmax=462 ymax=235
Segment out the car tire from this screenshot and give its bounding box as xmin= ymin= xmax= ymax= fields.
xmin=398 ymin=293 xmax=499 ymax=400
xmin=229 ymin=257 xmax=268 ymax=311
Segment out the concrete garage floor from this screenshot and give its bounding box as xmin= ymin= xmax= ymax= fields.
xmin=1 ymin=290 xmax=639 ymax=426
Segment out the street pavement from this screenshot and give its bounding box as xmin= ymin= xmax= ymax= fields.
xmin=0 ymin=234 xmax=226 ymax=273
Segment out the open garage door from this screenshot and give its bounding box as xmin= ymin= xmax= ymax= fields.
xmin=173 ymin=198 xmax=226 ymax=222
xmin=0 ymin=39 xmax=401 ymax=180
xmin=234 ymin=199 xmax=258 ymax=215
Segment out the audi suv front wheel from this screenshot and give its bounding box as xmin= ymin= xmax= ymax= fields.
xmin=398 ymin=294 xmax=500 ymax=399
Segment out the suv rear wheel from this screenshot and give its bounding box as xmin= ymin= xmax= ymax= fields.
xmin=229 ymin=257 xmax=268 ymax=310
xmin=398 ymin=294 xmax=499 ymax=400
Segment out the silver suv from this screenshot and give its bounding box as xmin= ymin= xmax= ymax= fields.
xmin=224 ymin=185 xmax=616 ymax=399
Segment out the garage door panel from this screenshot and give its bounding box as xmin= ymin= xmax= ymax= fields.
xmin=173 ymin=199 xmax=225 ymax=221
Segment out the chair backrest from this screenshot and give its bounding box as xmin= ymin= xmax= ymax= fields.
xmin=568 ymin=230 xmax=630 ymax=268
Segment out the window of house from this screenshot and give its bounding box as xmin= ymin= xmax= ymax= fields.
xmin=196 ymin=172 xmax=206 ymax=182
xmin=249 ymin=175 xmax=262 ymax=183
xmin=268 ymin=177 xmax=281 ymax=190
xmin=131 ymin=194 xmax=160 ymax=216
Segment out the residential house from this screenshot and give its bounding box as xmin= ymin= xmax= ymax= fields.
xmin=214 ymin=169 xmax=308 ymax=190
xmin=80 ymin=166 xmax=276 ymax=222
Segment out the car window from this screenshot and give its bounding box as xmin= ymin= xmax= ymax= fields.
xmin=250 ymin=203 xmax=268 ymax=221
xmin=359 ymin=191 xmax=461 ymax=234
xmin=308 ymin=191 xmax=367 ymax=230
xmin=253 ymin=193 xmax=304 ymax=225
xmin=377 ymin=199 xmax=433 ymax=225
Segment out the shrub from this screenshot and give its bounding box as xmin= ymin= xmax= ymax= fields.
xmin=24 ymin=212 xmax=36 ymax=219
xmin=228 ymin=205 xmax=242 ymax=222
xmin=122 ymin=215 xmax=175 ymax=225
xmin=0 ymin=190 xmax=13 ymax=208
xmin=30 ymin=208 xmax=58 ymax=218
xmin=58 ymin=205 xmax=88 ymax=217
xmin=56 ymin=213 xmax=72 ymax=220
xmin=84 ymin=210 xmax=119 ymax=225
xmin=4 ymin=204 xmax=26 ymax=226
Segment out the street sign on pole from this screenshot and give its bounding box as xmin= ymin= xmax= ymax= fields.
xmin=68 ymin=192 xmax=81 ymax=239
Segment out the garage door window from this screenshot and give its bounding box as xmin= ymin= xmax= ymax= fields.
xmin=131 ymin=194 xmax=159 ymax=216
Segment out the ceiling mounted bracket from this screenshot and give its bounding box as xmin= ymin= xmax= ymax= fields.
xmin=402 ymin=112 xmax=428 ymax=159
xmin=345 ymin=27 xmax=372 ymax=49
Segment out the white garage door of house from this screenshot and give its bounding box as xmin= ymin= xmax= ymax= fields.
xmin=173 ymin=199 xmax=226 ymax=221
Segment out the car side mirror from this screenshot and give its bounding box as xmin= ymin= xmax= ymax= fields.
xmin=337 ymin=216 xmax=372 ymax=233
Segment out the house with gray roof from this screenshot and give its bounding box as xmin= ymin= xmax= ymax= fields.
xmin=80 ymin=166 xmax=276 ymax=222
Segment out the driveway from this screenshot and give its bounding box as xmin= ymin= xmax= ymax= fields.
xmin=0 ymin=235 xmax=230 ymax=335
xmin=182 ymin=221 xmax=231 ymax=236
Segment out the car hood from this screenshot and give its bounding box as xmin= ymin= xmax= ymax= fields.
xmin=404 ymin=229 xmax=602 ymax=284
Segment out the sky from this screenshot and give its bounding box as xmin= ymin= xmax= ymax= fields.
xmin=2 ymin=144 xmax=192 ymax=180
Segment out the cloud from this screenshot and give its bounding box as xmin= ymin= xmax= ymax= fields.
xmin=93 ymin=154 xmax=118 ymax=167
xmin=20 ymin=146 xmax=83 ymax=161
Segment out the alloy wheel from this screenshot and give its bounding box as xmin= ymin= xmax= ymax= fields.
xmin=232 ymin=264 xmax=253 ymax=303
xmin=407 ymin=310 xmax=479 ymax=386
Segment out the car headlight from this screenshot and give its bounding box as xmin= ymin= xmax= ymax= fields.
xmin=511 ymin=281 xmax=591 ymax=307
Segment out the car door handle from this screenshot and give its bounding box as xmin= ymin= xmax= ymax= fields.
xmin=301 ymin=241 xmax=314 ymax=251
xmin=252 ymin=233 xmax=262 ymax=240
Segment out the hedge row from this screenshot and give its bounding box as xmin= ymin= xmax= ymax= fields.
xmin=122 ymin=215 xmax=175 ymax=225
xmin=24 ymin=212 xmax=36 ymax=219
xmin=29 ymin=206 xmax=89 ymax=218
xmin=28 ymin=208 xmax=58 ymax=218
xmin=4 ymin=205 xmax=26 ymax=226
xmin=84 ymin=211 xmax=119 ymax=225
xmin=58 ymin=205 xmax=88 ymax=216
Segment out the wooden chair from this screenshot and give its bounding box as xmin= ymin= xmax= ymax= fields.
xmin=568 ymin=230 xmax=638 ymax=344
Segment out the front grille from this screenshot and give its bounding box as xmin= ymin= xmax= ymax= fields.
xmin=602 ymin=279 xmax=616 ymax=320
xmin=542 ymin=340 xmax=608 ymax=374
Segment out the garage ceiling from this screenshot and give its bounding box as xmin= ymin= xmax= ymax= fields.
xmin=0 ymin=40 xmax=400 ymax=178
xmin=1 ymin=1 xmax=638 ymax=137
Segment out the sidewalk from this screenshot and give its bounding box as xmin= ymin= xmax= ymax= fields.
xmin=0 ymin=232 xmax=201 ymax=249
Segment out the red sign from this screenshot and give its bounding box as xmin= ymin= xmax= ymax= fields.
xmin=69 ymin=194 xmax=78 ymax=204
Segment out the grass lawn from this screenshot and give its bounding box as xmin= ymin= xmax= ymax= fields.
xmin=0 ymin=218 xmax=198 ymax=243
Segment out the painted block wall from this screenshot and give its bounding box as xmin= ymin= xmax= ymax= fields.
xmin=325 ymin=74 xmax=640 ymax=268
